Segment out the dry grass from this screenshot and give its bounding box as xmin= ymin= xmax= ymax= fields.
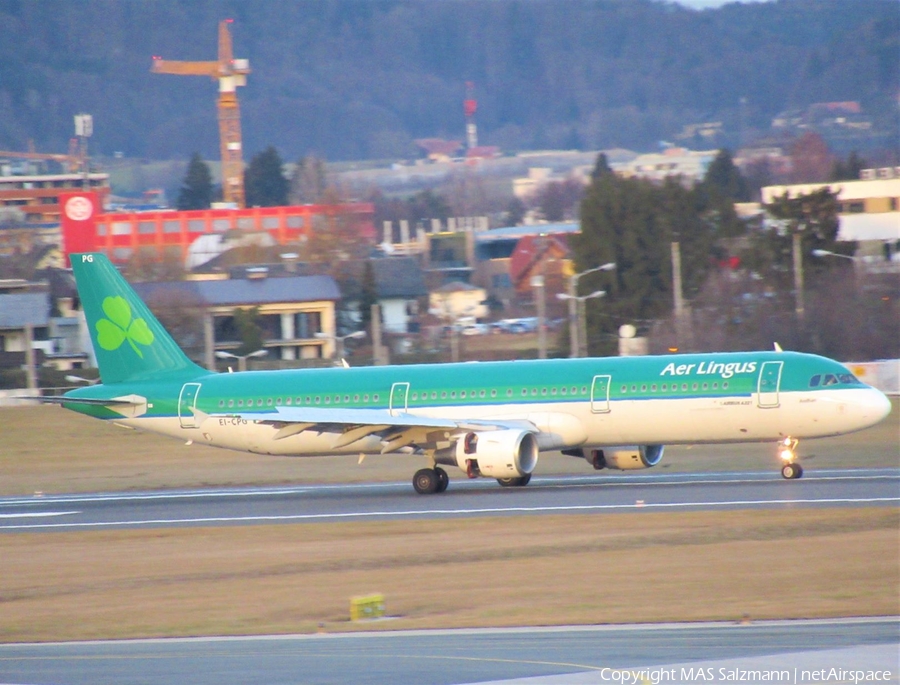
xmin=1 ymin=400 xmax=897 ymax=496
xmin=1 ymin=508 xmax=897 ymax=642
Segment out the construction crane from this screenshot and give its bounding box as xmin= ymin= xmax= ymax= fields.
xmin=0 ymin=139 xmax=83 ymax=172
xmin=151 ymin=19 xmax=250 ymax=207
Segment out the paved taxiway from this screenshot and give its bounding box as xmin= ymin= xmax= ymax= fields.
xmin=0 ymin=468 xmax=897 ymax=532
xmin=0 ymin=619 xmax=896 ymax=685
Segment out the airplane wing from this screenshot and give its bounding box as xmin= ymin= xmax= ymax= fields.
xmin=208 ymin=406 xmax=537 ymax=453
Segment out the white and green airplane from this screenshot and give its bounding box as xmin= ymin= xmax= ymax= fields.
xmin=50 ymin=252 xmax=891 ymax=494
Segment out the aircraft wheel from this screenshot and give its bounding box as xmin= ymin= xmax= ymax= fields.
xmin=780 ymin=462 xmax=802 ymax=480
xmin=434 ymin=467 xmax=449 ymax=493
xmin=497 ymin=474 xmax=532 ymax=487
xmin=413 ymin=468 xmax=438 ymax=494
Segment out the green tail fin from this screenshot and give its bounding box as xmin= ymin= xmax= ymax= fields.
xmin=71 ymin=252 xmax=208 ymax=384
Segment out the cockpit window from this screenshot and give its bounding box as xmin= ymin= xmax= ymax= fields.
xmin=838 ymin=374 xmax=859 ymax=385
xmin=809 ymin=375 xmax=821 ymax=387
xmin=822 ymin=374 xmax=839 ymax=386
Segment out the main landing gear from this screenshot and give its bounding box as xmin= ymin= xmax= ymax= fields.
xmin=413 ymin=467 xmax=449 ymax=494
xmin=778 ymin=437 xmax=803 ymax=479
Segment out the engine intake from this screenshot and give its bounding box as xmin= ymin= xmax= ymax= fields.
xmin=586 ymin=445 xmax=664 ymax=470
xmin=436 ymin=430 xmax=539 ymax=478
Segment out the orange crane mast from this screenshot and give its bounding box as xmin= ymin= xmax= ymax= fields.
xmin=151 ymin=19 xmax=250 ymax=207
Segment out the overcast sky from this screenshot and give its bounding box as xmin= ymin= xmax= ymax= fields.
xmin=674 ymin=0 xmax=772 ymax=7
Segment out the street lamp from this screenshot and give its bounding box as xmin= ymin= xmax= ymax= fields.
xmin=812 ymin=249 xmax=856 ymax=261
xmin=215 ymin=349 xmax=267 ymax=372
xmin=557 ymin=289 xmax=606 ymax=358
xmin=564 ymin=262 xmax=615 ymax=358
xmin=315 ymin=330 xmax=366 ymax=363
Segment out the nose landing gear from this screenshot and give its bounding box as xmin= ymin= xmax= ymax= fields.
xmin=778 ymin=437 xmax=803 ymax=479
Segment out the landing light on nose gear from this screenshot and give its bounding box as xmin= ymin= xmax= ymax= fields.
xmin=778 ymin=437 xmax=803 ymax=479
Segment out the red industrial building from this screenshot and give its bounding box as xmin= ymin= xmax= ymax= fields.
xmin=59 ymin=191 xmax=375 ymax=266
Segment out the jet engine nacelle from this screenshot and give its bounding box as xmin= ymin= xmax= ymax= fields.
xmin=435 ymin=430 xmax=539 ymax=479
xmin=587 ymin=445 xmax=664 ymax=471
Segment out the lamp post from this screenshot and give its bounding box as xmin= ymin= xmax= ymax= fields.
xmin=557 ymin=289 xmax=606 ymax=357
xmin=566 ymin=263 xmax=615 ymax=358
xmin=315 ymin=330 xmax=366 ymax=363
xmin=215 ymin=349 xmax=267 ymax=372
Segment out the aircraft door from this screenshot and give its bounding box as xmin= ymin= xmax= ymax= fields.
xmin=590 ymin=375 xmax=612 ymax=413
xmin=757 ymin=362 xmax=783 ymax=408
xmin=389 ymin=382 xmax=410 ymax=416
xmin=178 ymin=382 xmax=202 ymax=428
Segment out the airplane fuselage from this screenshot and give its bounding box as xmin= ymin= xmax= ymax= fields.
xmin=66 ymin=351 xmax=890 ymax=458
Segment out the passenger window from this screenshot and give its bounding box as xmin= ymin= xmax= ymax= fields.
xmin=411 ymin=392 xmax=417 ymax=400
xmin=681 ymin=384 xmax=687 ymax=391
xmin=276 ymin=397 xmax=282 ymax=405
xmin=712 ymin=383 xmax=717 ymax=390
xmin=363 ymin=394 xmax=369 ymax=402
xmin=325 ymin=397 xmax=331 ymax=404
xmin=286 ymin=397 xmax=292 ymax=405
xmin=228 ymin=399 xmax=234 ymax=408
xmin=541 ymin=388 xmax=547 ymax=395
xmin=374 ymin=394 xmax=379 ymax=402
xmin=480 ymin=390 xmax=486 ymax=398
xmin=430 ymin=392 xmax=437 ymax=400
xmin=702 ymin=383 xmax=707 ymax=390
xmin=692 ymin=383 xmax=698 ymax=391
xmin=219 ymin=400 xmax=225 ymax=408
xmin=303 ymin=397 xmax=309 ymax=404
xmin=651 ymin=385 xmax=657 ymax=392
xmin=562 ymin=387 xmax=568 ymax=395
xmin=315 ymin=396 xmax=320 ymax=404
xmin=453 ymin=391 xmax=459 ymax=399
xmin=506 ymin=389 xmax=512 ymax=397
xmin=640 ymin=385 xmax=647 ymax=392
xmin=522 ymin=389 xmax=528 ymax=396
xmin=257 ymin=398 xmax=263 ymax=406
xmin=343 ymin=395 xmax=349 ymax=403
xmin=551 ymin=388 xmax=557 ymax=395
xmin=661 ymin=384 xmax=667 ymax=392
xmin=722 ymin=382 xmax=729 ymax=390
xmin=491 ymin=389 xmax=497 ymax=397
xmin=581 ymin=386 xmax=587 ymax=394
xmin=441 ymin=392 xmax=447 ymax=399
xmin=531 ymin=388 xmax=537 ymax=396
xmin=354 ymin=394 xmax=360 ymax=402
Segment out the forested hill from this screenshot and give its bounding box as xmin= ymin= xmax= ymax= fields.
xmin=0 ymin=0 xmax=896 ymax=162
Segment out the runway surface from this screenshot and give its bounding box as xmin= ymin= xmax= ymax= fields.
xmin=0 ymin=467 xmax=897 ymax=532
xmin=0 ymin=618 xmax=896 ymax=685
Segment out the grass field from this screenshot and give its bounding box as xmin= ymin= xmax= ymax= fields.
xmin=1 ymin=509 xmax=897 ymax=642
xmin=0 ymin=400 xmax=897 ymax=496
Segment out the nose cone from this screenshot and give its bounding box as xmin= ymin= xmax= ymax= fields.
xmin=859 ymin=387 xmax=892 ymax=428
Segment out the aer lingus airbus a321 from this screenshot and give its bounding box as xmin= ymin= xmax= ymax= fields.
xmin=49 ymin=252 xmax=891 ymax=494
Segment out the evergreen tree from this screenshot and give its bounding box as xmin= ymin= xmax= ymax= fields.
xmin=176 ymin=153 xmax=213 ymax=211
xmin=572 ymin=174 xmax=720 ymax=355
xmin=701 ymin=149 xmax=749 ymax=202
xmin=590 ymin=152 xmax=613 ymax=180
xmin=232 ymin=306 xmax=265 ymax=357
xmin=245 ymin=146 xmax=289 ymax=207
xmin=829 ymin=151 xmax=868 ymax=181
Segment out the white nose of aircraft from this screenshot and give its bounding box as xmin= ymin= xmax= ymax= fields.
xmin=857 ymin=387 xmax=893 ymax=429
